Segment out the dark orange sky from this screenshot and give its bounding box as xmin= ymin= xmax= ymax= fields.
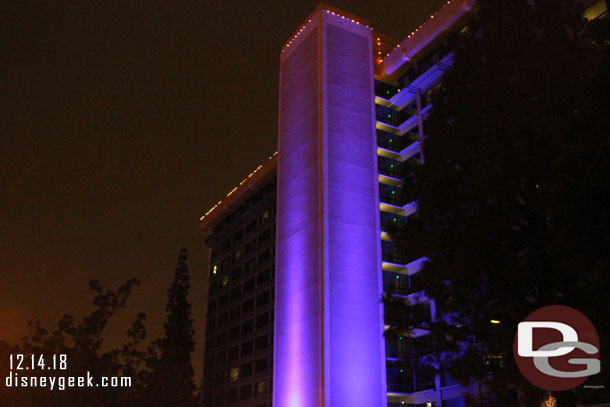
xmin=1 ymin=0 xmax=447 ymax=384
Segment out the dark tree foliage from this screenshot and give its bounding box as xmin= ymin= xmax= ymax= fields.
xmin=145 ymin=248 xmax=197 ymax=407
xmin=0 ymin=279 xmax=147 ymax=407
xmin=389 ymin=0 xmax=610 ymax=406
xmin=0 ymin=249 xmax=201 ymax=407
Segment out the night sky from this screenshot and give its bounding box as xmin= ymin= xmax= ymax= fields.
xmin=1 ymin=0 xmax=447 ymax=383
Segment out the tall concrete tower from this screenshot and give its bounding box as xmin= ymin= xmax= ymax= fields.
xmin=274 ymin=6 xmax=387 ymax=407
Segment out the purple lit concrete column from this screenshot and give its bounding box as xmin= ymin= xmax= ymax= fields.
xmin=274 ymin=8 xmax=386 ymax=407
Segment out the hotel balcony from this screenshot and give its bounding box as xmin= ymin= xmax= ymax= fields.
xmin=377 ymin=129 xmax=419 ymax=153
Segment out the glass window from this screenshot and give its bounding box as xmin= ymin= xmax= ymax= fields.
xmin=241 ymin=362 xmax=253 ymax=377
xmin=241 ymin=341 xmax=253 ymax=356
xmin=226 ymin=387 xmax=237 ymax=402
xmin=229 ymin=325 xmax=240 ymax=340
xmin=255 ymin=357 xmax=267 ymax=374
xmin=246 ymin=220 xmax=257 ymax=235
xmin=258 ymin=228 xmax=271 ymax=244
xmin=257 ymin=269 xmax=270 ymax=285
xmin=245 ymin=238 xmax=257 ymax=253
xmin=242 ymin=319 xmax=254 ymax=334
xmin=242 ymin=298 xmax=255 ymax=314
xmin=228 ymin=346 xmax=239 ymax=361
xmin=243 ymin=278 xmax=255 ymax=293
xmin=257 ymin=249 xmax=271 ymax=264
xmin=256 ymin=380 xmax=267 ymax=395
xmin=257 ymin=291 xmax=269 ymax=307
xmin=240 ymin=384 xmax=252 ymax=400
xmin=230 ymin=367 xmax=239 ymax=382
xmin=260 ymin=209 xmax=271 ymax=224
xmin=256 ymin=313 xmax=269 ymax=329
xmin=255 ymin=334 xmax=268 ymax=351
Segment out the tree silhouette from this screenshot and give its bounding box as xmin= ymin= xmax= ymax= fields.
xmin=145 ymin=248 xmax=197 ymax=407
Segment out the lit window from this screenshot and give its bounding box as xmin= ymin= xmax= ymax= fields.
xmin=256 ymin=380 xmax=267 ymax=394
xmin=222 ymin=275 xmax=230 ymax=287
xmin=584 ymin=0 xmax=607 ymax=20
xmin=230 ymin=367 xmax=239 ymax=382
xmin=212 ymin=265 xmax=218 ymax=275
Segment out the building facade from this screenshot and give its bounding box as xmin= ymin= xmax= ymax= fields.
xmin=200 ymin=1 xmax=608 ymax=407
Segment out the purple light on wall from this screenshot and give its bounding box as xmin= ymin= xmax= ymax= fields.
xmin=274 ymin=9 xmax=387 ymax=407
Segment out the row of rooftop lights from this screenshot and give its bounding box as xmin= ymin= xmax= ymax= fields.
xmin=206 ymin=1 xmax=460 ymax=219
xmin=200 ymin=152 xmax=278 ymax=221
xmin=282 ymin=9 xmax=371 ymax=53
xmin=383 ymin=0 xmax=456 ymax=63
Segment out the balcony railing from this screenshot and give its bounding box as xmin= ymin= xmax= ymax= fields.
xmin=376 ymin=104 xmax=417 ymax=127
xmin=379 ymin=157 xmax=404 ymax=179
xmin=377 ymin=130 xmax=418 ymax=152
xmin=375 ymin=80 xmax=399 ymax=99
xmin=383 ymin=272 xmax=421 ymax=296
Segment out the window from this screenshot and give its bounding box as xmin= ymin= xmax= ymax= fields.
xmin=233 ymin=230 xmax=243 ymax=244
xmin=215 ymin=351 xmax=226 ymax=365
xmin=255 ymin=334 xmax=268 ymax=351
xmin=229 ymin=325 xmax=240 ymax=340
xmin=208 ymin=300 xmax=217 ymax=313
xmin=230 ymin=286 xmax=241 ymax=302
xmin=257 ymin=269 xmax=270 ymax=285
xmin=222 ymin=239 xmax=231 ymax=251
xmin=256 ymin=313 xmax=269 ymax=329
xmin=231 ymin=266 xmax=242 ymax=281
xmin=260 ymin=209 xmax=271 ymax=224
xmin=218 ymin=294 xmax=229 ymax=307
xmin=240 ymin=384 xmax=252 ymax=400
xmin=230 ymin=367 xmax=239 ymax=382
xmin=584 ymin=0 xmax=608 ymax=20
xmin=245 ymin=257 xmax=256 ymax=272
xmin=226 ymin=387 xmax=237 ymax=402
xmin=216 ymin=331 xmax=227 ymax=346
xmin=230 ymin=305 xmax=240 ymax=321
xmin=215 ymin=370 xmax=225 ymax=385
xmin=241 ymin=341 xmax=253 ymax=357
xmin=256 ymin=380 xmax=267 ymax=395
xmin=243 ymin=278 xmax=255 ymax=293
xmin=255 ymin=357 xmax=267 ymax=374
xmin=257 ymin=249 xmax=270 ymax=265
xmin=258 ymin=228 xmax=271 ymax=244
xmin=211 ymin=264 xmax=219 ymax=275
xmin=242 ymin=319 xmax=254 ymax=335
xmin=242 ymin=298 xmax=254 ymax=314
xmin=228 ymin=346 xmax=239 ymax=361
xmin=233 ymin=249 xmax=242 ymax=262
xmin=222 ymin=275 xmax=230 ymax=287
xmin=217 ymin=312 xmax=228 ymax=326
xmin=246 ymin=220 xmax=257 ymax=235
xmin=257 ymin=291 xmax=269 ymax=307
xmin=241 ymin=362 xmax=253 ymax=377
xmin=245 ymin=239 xmax=256 ymax=254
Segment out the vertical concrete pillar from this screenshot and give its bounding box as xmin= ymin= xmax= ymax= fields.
xmin=274 ymin=7 xmax=386 ymax=407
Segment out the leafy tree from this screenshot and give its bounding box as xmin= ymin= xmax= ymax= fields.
xmin=388 ymin=0 xmax=610 ymax=406
xmin=0 ymin=279 xmax=147 ymax=407
xmin=145 ymin=248 xmax=197 ymax=407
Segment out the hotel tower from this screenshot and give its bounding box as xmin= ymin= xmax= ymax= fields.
xmin=199 ymin=1 xmax=608 ymax=407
